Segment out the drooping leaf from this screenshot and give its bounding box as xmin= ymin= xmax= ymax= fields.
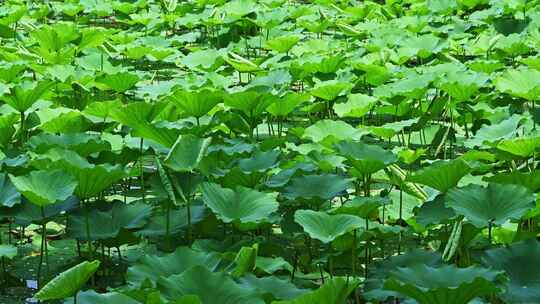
xmin=35 ymin=260 xmax=100 ymax=301
xmin=165 ymin=135 xmax=212 ymax=172
xmin=294 ymin=210 xmax=363 ymax=243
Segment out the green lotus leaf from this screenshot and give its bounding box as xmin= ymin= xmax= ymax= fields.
xmin=331 ymin=196 xmax=388 ymax=219
xmin=180 ymin=49 xmax=225 ymax=71
xmin=303 ymin=120 xmax=365 ymax=144
xmin=383 ymin=264 xmax=504 ymax=304
xmin=127 ymin=246 xmax=221 ymax=286
xmin=238 ymin=149 xmax=280 ymax=173
xmin=255 ymin=256 xmax=293 ymax=274
xmin=31 ymin=148 xmax=126 ymax=199
xmin=165 ymin=135 xmax=212 ymax=172
xmin=9 ymin=170 xmax=77 ymax=207
xmin=28 ymin=133 xmax=111 ymax=156
xmin=446 ymin=183 xmax=535 ymax=227
xmin=265 ymin=35 xmax=301 ymax=53
xmin=67 ymin=202 xmax=152 ymax=240
xmin=135 ymin=205 xmax=206 ymax=237
xmin=496 ymin=136 xmax=540 ymax=158
xmin=294 ymin=210 xmax=363 ymax=243
xmin=364 ymin=249 xmax=442 ymax=300
xmin=484 ymin=171 xmax=540 ymax=192
xmin=96 ymin=72 xmax=139 ymax=93
xmin=483 ymin=239 xmax=540 ymax=303
xmin=39 ymin=110 xmax=93 ymax=134
xmin=170 ymin=89 xmax=222 ymax=119
xmin=333 ymin=93 xmax=377 ymax=118
xmin=266 ymin=93 xmax=309 ymax=117
xmin=436 ymin=71 xmax=488 ymax=102
xmin=35 ymin=260 xmax=100 ymax=301
xmin=465 ymin=115 xmax=523 ymax=148
xmin=284 ymin=174 xmax=351 ymax=201
xmin=201 ymin=183 xmax=278 ymax=224
xmin=272 ymin=277 xmax=359 ymax=304
xmin=0 ymin=244 xmax=17 ymax=259
xmin=157 ymin=265 xmax=264 ymax=304
xmin=5 ymin=196 xmax=78 ymax=225
xmin=224 ymin=90 xmax=273 ymax=118
xmin=0 ymin=173 xmax=20 ymax=207
xmin=310 ymin=81 xmax=352 ymax=101
xmin=231 ymin=244 xmax=258 ymax=278
xmin=2 ymin=80 xmax=54 ymax=112
xmin=335 ymin=141 xmax=397 ymax=175
xmin=0 ymin=113 xmax=18 ymax=148
xmin=495 ymin=68 xmax=540 ymax=101
xmin=110 ymin=101 xmax=179 ymax=147
xmin=64 ymin=291 xmax=140 ymax=304
xmin=406 ymin=159 xmax=471 ymax=193
xmin=239 ymin=274 xmax=308 ymax=301
xmin=224 ymin=52 xmax=262 ymax=73
xmin=415 ymin=195 xmax=456 ymax=226
xmin=369 ymin=118 xmax=419 ymax=139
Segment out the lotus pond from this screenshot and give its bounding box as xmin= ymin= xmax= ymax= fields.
xmin=0 ymin=0 xmax=539 ymax=303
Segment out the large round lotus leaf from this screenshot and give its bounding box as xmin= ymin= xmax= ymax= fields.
xmin=483 ymin=239 xmax=540 ymax=303
xmin=303 ymin=120 xmax=365 ymax=144
xmin=67 ymin=202 xmax=152 ymax=240
xmin=415 ymin=195 xmax=456 ymax=226
xmin=406 ymin=159 xmax=471 ymax=193
xmin=272 ymin=277 xmax=359 ymax=304
xmin=333 ymin=93 xmax=377 ymax=118
xmin=364 ymin=249 xmax=443 ymax=301
xmin=496 ymin=136 xmax=540 ymax=158
xmin=3 ymin=80 xmax=54 ymax=112
xmin=0 ymin=173 xmax=20 ymax=207
xmin=96 ymin=71 xmax=139 ymax=92
xmin=383 ymin=264 xmax=505 ymax=304
xmin=237 ymin=149 xmax=280 ymax=173
xmin=201 ymin=182 xmax=278 ymax=224
xmin=495 ymin=68 xmax=540 ymax=101
xmin=27 ymin=133 xmax=111 ymax=156
xmin=30 ymin=148 xmax=126 ymax=199
xmin=35 ymin=260 xmax=100 ymax=301
xmin=484 ymin=171 xmax=540 ymax=192
xmin=266 ymin=93 xmax=309 ymax=117
xmin=446 ymin=183 xmax=535 ymax=227
xmin=6 ymin=196 xmax=78 ymax=225
xmin=294 ymin=209 xmax=363 ymax=243
xmin=110 ymin=101 xmax=179 ymax=148
xmin=64 ymin=291 xmax=140 ymax=304
xmin=165 ymin=135 xmax=212 ymax=172
xmin=310 ymin=80 xmax=352 ymax=101
xmin=238 ymin=274 xmax=308 ymax=301
xmin=170 ymin=89 xmax=222 ymax=118
xmin=283 ymin=174 xmax=351 ymax=201
xmin=335 ymin=141 xmax=396 ymax=175
xmin=9 ymin=170 xmax=77 ymax=207
xmin=127 ymin=246 xmax=221 ymax=286
xmin=464 ymin=115 xmax=522 ymax=148
xmin=157 ymin=265 xmax=265 ymax=304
